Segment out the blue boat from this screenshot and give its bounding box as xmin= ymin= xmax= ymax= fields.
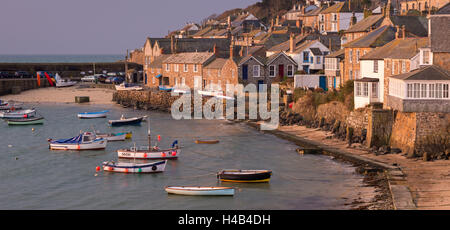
xmin=159 ymin=85 xmax=173 ymax=91
xmin=77 ymin=110 xmax=109 ymax=119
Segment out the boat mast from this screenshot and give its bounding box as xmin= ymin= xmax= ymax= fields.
xmin=147 ymin=118 xmax=151 ymax=150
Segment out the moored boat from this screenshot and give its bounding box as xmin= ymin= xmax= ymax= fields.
xmin=118 ymin=145 xmax=180 ymax=159
xmin=217 ymin=170 xmax=272 ymax=183
xmin=96 ymin=132 xmax=127 ymax=141
xmin=108 ymin=115 xmax=146 ymax=126
xmin=6 ymin=117 xmax=44 ymax=125
xmin=115 ymin=83 xmax=143 ymax=91
xmin=0 ymin=109 xmax=36 ymax=119
xmin=165 ymin=186 xmax=235 ymax=196
xmin=77 ymin=110 xmax=109 ymax=119
xmin=48 ymin=132 xmax=107 ymax=150
xmin=55 ymin=73 xmax=77 ymax=87
xmin=195 ymin=140 xmax=219 ymax=144
xmin=102 ymin=160 xmax=167 ymax=173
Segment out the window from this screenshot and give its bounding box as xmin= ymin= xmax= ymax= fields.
xmin=183 ymin=64 xmax=188 ymax=72
xmin=303 ymin=52 xmax=309 ymax=63
xmin=401 ymin=61 xmax=406 ymax=73
xmin=373 ymin=61 xmax=378 ymax=73
xmin=429 ymin=84 xmax=435 ymax=98
xmin=413 ymin=83 xmax=420 ymax=98
xmin=407 ymin=84 xmax=413 ymax=98
xmin=333 ymin=14 xmax=337 ymax=21
xmin=253 ymin=65 xmax=260 ymax=77
xmin=362 ymin=82 xmax=368 ymax=97
xmin=421 ymin=84 xmax=427 ymax=98
xmin=166 ymin=64 xmax=170 ymax=71
xmin=436 ymin=83 xmax=443 ymax=98
xmin=444 ymin=84 xmax=449 ymax=98
xmin=356 ymin=82 xmax=361 ymax=96
xmin=316 ymin=57 xmax=321 ymax=64
xmin=287 ymin=65 xmax=294 ymax=76
xmin=349 ymin=50 xmax=353 ymax=63
xmin=194 ymin=64 xmax=198 ymax=72
xmin=356 ymin=50 xmax=360 ymax=63
xmin=182 ymin=77 xmax=185 ymax=86
xmin=174 ymin=64 xmax=179 ymax=72
xmin=269 ymin=65 xmax=275 ymax=77
xmin=349 ymin=70 xmax=353 ymax=80
xmin=392 ymin=60 xmax=395 ymax=75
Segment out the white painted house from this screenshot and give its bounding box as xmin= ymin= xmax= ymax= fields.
xmin=285 ymin=39 xmax=330 ymax=74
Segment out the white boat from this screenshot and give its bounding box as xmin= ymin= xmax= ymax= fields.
xmin=0 ymin=109 xmax=36 ymax=119
xmin=197 ymin=90 xmax=234 ymax=100
xmin=96 ymin=132 xmax=127 ymax=141
xmin=118 ymin=146 xmax=180 ymax=159
xmin=77 ymin=110 xmax=109 ymax=119
xmin=102 ymin=160 xmax=167 ymax=173
xmin=115 ymin=82 xmax=143 ymax=91
xmin=48 ymin=132 xmax=107 ymax=150
xmin=165 ymin=186 xmax=235 ymax=196
xmin=108 ymin=115 xmax=146 ymax=126
xmin=55 ymin=73 xmax=77 ymax=87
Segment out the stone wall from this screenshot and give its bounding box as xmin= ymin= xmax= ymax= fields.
xmin=366 ymin=109 xmax=395 ymax=148
xmin=0 ymin=79 xmax=50 ymax=96
xmin=388 ymin=95 xmax=450 ymax=113
xmin=346 ymin=107 xmax=369 ymax=137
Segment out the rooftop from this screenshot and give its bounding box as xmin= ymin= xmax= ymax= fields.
xmin=360 ymin=37 xmax=428 ymax=60
xmin=390 ymin=65 xmax=450 ymax=81
xmin=163 ymin=52 xmax=215 ymax=64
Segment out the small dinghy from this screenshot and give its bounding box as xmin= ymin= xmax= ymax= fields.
xmin=217 ymin=170 xmax=272 ymax=183
xmin=108 ymin=115 xmax=146 ymax=126
xmin=0 ymin=109 xmax=36 ymax=119
xmin=7 ymin=117 xmax=44 ymax=125
xmin=165 ymin=186 xmax=235 ymax=196
xmin=195 ymin=140 xmax=219 ymax=144
xmin=102 ymin=160 xmax=167 ymax=173
xmin=96 ymin=132 xmax=127 ymax=141
xmin=55 ymin=73 xmax=77 ymax=88
xmin=48 ymin=132 xmax=107 ymax=150
xmin=115 ymin=83 xmax=143 ymax=91
xmin=77 ymin=110 xmax=109 ymax=119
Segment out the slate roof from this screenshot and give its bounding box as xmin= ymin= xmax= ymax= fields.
xmin=326 ymin=48 xmax=345 ymax=59
xmin=149 ymin=54 xmax=170 ymax=68
xmin=345 ymin=14 xmax=385 ymax=33
xmin=147 ymin=37 xmax=231 ymax=58
xmin=360 ymin=37 xmax=428 ymax=60
xmin=388 ymin=15 xmax=428 ymax=37
xmin=163 ymin=52 xmax=215 ymax=64
xmin=343 ymin=25 xmax=396 ymax=48
xmin=429 ymin=16 xmax=450 ymax=52
xmin=204 ymin=58 xmax=229 ymax=69
xmin=320 ymin=2 xmax=362 ymax=14
xmin=310 ymin=47 xmax=323 ymax=55
xmin=436 ymin=2 xmax=450 ymax=14
xmin=389 ymin=65 xmax=450 ymax=81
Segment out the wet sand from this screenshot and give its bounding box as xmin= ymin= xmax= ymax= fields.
xmin=1 ymin=85 xmax=114 ymax=105
xmin=276 ymin=125 xmax=450 ymax=210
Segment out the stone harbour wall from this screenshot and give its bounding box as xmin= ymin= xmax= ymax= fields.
xmin=0 ymin=78 xmax=50 ymax=96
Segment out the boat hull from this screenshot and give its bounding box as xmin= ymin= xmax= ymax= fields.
xmin=195 ymin=140 xmax=219 ymax=144
xmin=117 ymin=148 xmax=180 ymax=159
xmin=7 ymin=117 xmax=44 ymax=125
xmin=49 ymin=139 xmax=107 ymax=150
xmin=0 ymin=109 xmax=36 ymax=119
xmin=102 ymin=160 xmax=167 ymax=173
xmin=165 ymin=186 xmax=234 ymax=196
xmin=108 ymin=117 xmax=144 ymax=126
xmin=77 ymin=110 xmax=108 ymax=119
xmin=218 ymin=170 xmax=272 ymax=183
xmin=97 ymin=133 xmax=127 ymax=141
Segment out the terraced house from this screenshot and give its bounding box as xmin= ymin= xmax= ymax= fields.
xmin=317 ymin=1 xmax=364 ymax=34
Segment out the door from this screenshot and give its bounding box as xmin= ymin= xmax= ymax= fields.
xmin=257 ymin=80 xmax=264 ymax=92
xmin=333 ymin=77 xmax=336 ymax=89
xmin=278 ymin=64 xmax=284 ymax=78
xmin=303 ymin=65 xmax=309 ymax=74
xmin=319 ymin=76 xmax=327 ymax=91
xmin=242 ymin=64 xmax=248 ymax=80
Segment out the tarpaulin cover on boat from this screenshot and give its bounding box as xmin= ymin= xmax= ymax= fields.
xmin=52 ymin=134 xmax=82 ymax=144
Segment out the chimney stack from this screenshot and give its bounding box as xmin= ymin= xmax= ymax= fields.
xmin=348 ymin=0 xmax=351 ymax=11
xmin=229 ymin=36 xmax=234 ymax=59
xmin=289 ymin=33 xmax=295 ymax=53
xmin=402 ymin=25 xmax=406 ymax=39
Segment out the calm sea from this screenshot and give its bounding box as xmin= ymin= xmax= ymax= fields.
xmin=0 ymin=54 xmax=124 ymax=63
xmin=0 ymin=103 xmax=379 ymax=210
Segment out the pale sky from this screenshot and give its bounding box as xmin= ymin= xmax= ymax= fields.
xmin=0 ymin=0 xmax=260 ymax=55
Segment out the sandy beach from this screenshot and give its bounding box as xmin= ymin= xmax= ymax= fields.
xmin=1 ymin=85 xmax=115 ymax=105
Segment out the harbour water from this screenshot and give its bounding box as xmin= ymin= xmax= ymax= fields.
xmin=0 ymin=103 xmax=377 ymax=209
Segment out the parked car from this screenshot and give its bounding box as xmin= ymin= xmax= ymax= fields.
xmin=81 ymin=75 xmax=97 ymax=82
xmin=111 ymin=77 xmax=124 ymax=84
xmin=105 ymin=76 xmax=114 ymax=84
xmin=0 ymin=71 xmax=13 ymax=79
xmin=15 ymin=71 xmax=31 ymax=78
xmin=97 ymin=75 xmax=108 ymax=83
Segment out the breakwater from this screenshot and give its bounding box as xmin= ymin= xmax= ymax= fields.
xmin=0 ymin=78 xmax=50 ymax=96
xmin=0 ymin=62 xmax=142 ymax=79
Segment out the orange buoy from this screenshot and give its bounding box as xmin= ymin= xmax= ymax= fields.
xmin=95 ymin=166 xmax=101 ymax=172
xmin=158 ymin=135 xmax=161 ymax=141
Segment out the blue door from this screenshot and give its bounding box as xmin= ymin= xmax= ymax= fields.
xmin=144 ymin=73 xmax=147 ymax=85
xmin=242 ymin=65 xmax=248 ymax=80
xmin=333 ymin=77 xmax=336 ymax=88
xmin=319 ymin=76 xmax=327 ymax=91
